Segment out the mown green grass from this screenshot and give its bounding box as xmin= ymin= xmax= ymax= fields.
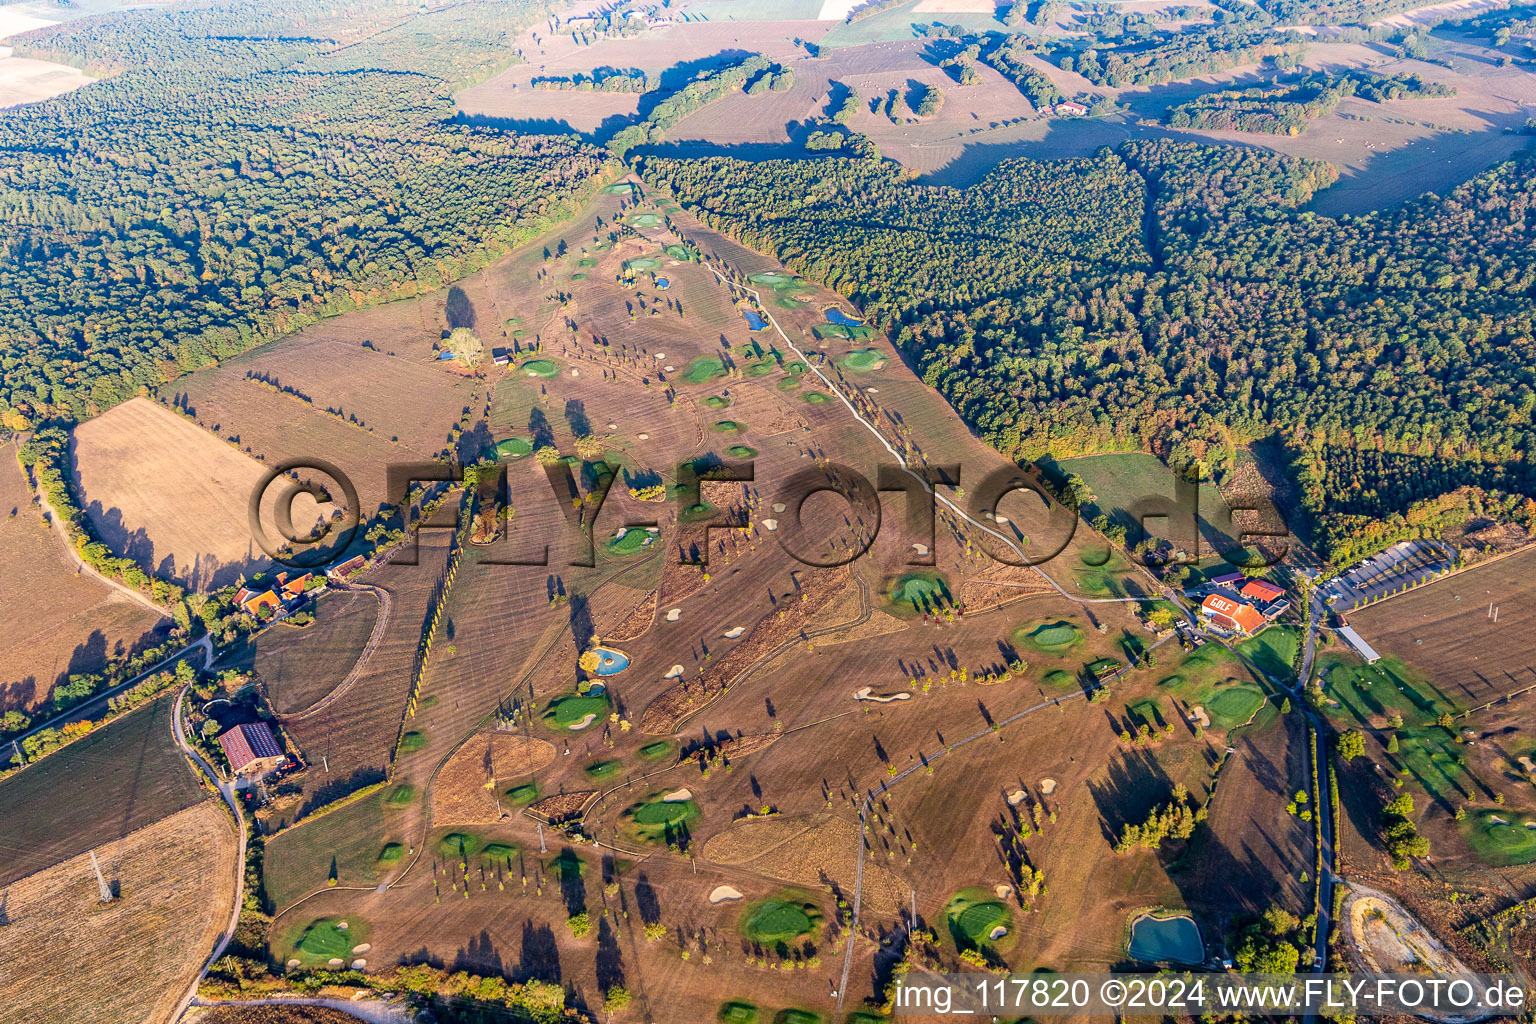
xmin=682 ymin=357 xmax=727 ymax=384
xmin=742 ymin=897 xmax=820 ymax=943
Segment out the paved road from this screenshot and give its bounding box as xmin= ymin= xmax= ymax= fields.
xmin=169 ymin=682 xmax=249 ymax=1024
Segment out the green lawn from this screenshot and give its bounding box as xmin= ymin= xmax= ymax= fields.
xmin=505 ymin=782 xmax=539 ymax=805
xmin=520 ymin=358 xmax=559 ymax=378
xmin=742 ymin=897 xmax=820 ymax=943
xmin=377 ymin=842 xmax=404 ymax=864
xmin=1237 ymin=626 xmax=1301 ymax=682
xmin=1206 ymin=685 xmax=1267 ymax=729
xmin=726 ymin=445 xmax=758 ymax=459
xmin=542 ymin=692 xmax=609 ymax=730
xmin=435 ymin=832 xmax=482 ymax=859
xmin=719 ymin=1002 xmax=760 ymax=1024
xmin=712 ymin=419 xmax=744 ymax=433
xmin=803 ymin=392 xmax=830 ymax=404
xmin=682 ymin=357 xmax=727 ymax=384
xmin=639 ymin=740 xmax=674 ymax=761
xmin=399 ymin=731 xmax=426 ymax=752
xmin=585 ymin=759 xmax=622 ymax=780
xmin=1014 ymin=619 xmax=1083 ymax=654
xmin=606 ymin=529 xmax=652 ymax=556
xmin=838 ymin=348 xmax=885 ymax=372
xmin=293 ymin=917 xmax=366 ymax=960
xmin=702 ymin=394 xmax=731 ymax=409
xmin=384 ymin=784 xmax=415 ymax=806
xmin=945 ymin=889 xmax=1014 ymax=951
xmin=1463 ymin=811 xmax=1536 ymax=866
xmin=496 ymin=436 xmax=533 ymax=459
xmin=881 ymin=570 xmax=953 ymax=616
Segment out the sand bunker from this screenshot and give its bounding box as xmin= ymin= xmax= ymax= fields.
xmin=606 ymin=423 xmax=617 ymax=430
xmin=1040 ymin=778 xmax=1057 ymax=796
xmin=1519 ymin=756 xmax=1534 ymax=773
xmin=1491 ymin=815 xmax=1509 ymax=825
xmin=351 ymin=959 xmax=367 ymax=970
xmin=351 ymin=943 xmax=370 ymax=955
xmin=664 ymin=664 xmax=684 ymax=679
xmin=665 ymin=608 xmax=681 ymax=622
xmin=570 ymin=368 xmax=579 ymax=377
xmin=1007 ymin=789 xmax=1026 ymax=805
xmin=286 ymin=959 xmax=301 ymax=969
xmin=911 ymin=543 xmax=930 ymax=556
xmin=337 ymin=922 xmax=348 ymax=931
xmin=854 ymin=687 xmax=911 ymax=703
xmin=569 ymin=713 xmax=597 ymax=730
xmin=1190 ymin=706 xmax=1211 ymax=729
xmin=989 ymin=925 xmax=1008 ymax=940
xmin=772 ymin=502 xmax=786 ymax=513
xmin=709 ymin=885 xmax=744 ymax=903
xmin=723 ymin=626 xmax=745 ymax=638
xmin=638 ymin=433 xmax=649 ymax=440
xmin=762 ymin=518 xmax=778 ymax=531
xmin=995 ymin=884 xmax=1014 ymax=899
xmin=662 ymin=788 xmax=693 ymax=802
xmin=327 ymin=958 xmax=344 ymax=968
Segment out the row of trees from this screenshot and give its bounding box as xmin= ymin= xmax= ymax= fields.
xmin=1166 ymin=69 xmax=1454 ymax=135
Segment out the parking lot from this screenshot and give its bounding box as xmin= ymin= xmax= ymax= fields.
xmin=1321 ymin=539 xmax=1456 ymax=612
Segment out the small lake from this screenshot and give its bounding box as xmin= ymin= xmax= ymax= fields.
xmin=741 ymin=309 xmax=768 ymax=331
xmin=1128 ymin=913 xmax=1203 ymax=965
xmin=655 ymin=276 xmax=670 ymax=289
xmin=590 ymin=647 xmax=630 ymax=676
xmin=824 ymin=307 xmax=864 ymax=326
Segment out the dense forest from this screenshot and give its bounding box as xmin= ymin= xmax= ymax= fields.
xmin=0 ymin=0 xmax=610 ymax=427
xmin=642 ymin=143 xmax=1536 ymax=557
xmin=1165 ymin=70 xmax=1455 ymax=134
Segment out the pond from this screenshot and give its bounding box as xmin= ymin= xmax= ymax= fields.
xmin=741 ymin=309 xmax=768 ymax=331
xmin=655 ymin=276 xmax=670 ymax=289
xmin=589 ymin=647 xmax=630 ymax=676
xmin=824 ymin=307 xmax=864 ymax=326
xmin=1128 ymin=912 xmax=1203 ymax=965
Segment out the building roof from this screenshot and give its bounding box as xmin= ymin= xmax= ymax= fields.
xmin=1201 ymin=593 xmax=1266 ymax=633
xmin=1241 ymin=579 xmax=1286 ymax=603
xmin=1337 ymin=625 xmax=1381 ymax=664
xmin=241 ymin=590 xmax=280 ymax=614
xmin=1210 ymin=572 xmax=1246 ymax=587
xmin=282 ymin=573 xmax=312 ymax=597
xmin=217 ymin=721 xmax=283 ymax=772
xmin=328 ymin=555 xmax=366 ymax=579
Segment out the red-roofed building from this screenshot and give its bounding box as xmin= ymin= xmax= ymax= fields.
xmin=241 ymin=589 xmax=280 ymax=616
xmin=1241 ymin=579 xmax=1286 ymax=604
xmin=1200 ymin=593 xmax=1266 ymax=634
xmin=217 ymin=721 xmax=284 ymax=775
xmin=281 ymin=573 xmax=313 ymax=599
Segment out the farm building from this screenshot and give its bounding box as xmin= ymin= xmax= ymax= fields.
xmin=1055 ymin=101 xmax=1087 ymax=116
xmin=1241 ymin=579 xmax=1285 ymax=603
xmin=1210 ymin=571 xmax=1246 ymax=590
xmin=278 ymin=572 xmax=313 ymax=599
xmin=217 ymin=721 xmax=285 ymax=775
xmin=238 ymin=589 xmax=280 ymax=616
xmin=1200 ymin=593 xmax=1266 ymax=634
xmin=1337 ymin=625 xmax=1381 ymax=664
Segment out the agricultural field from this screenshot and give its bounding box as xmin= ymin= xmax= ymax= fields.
xmin=0 ymin=691 xmax=208 ymax=886
xmin=0 ymin=443 xmax=166 ymax=712
xmin=71 ymin=397 xmax=281 ymax=591
xmin=0 ymin=799 xmax=237 ymax=1024
xmin=225 ymin=588 xmax=380 ymax=715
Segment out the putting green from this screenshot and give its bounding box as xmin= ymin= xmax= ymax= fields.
xmin=377 ymin=842 xmax=404 ymax=864
xmin=295 ymin=917 xmax=365 ymax=960
xmin=777 ymin=377 xmax=801 ymax=390
xmin=945 ymin=890 xmax=1014 ymax=949
xmin=774 ymin=1011 xmax=822 ymax=1024
xmin=746 ymin=359 xmax=776 ymax=376
xmin=748 ymin=271 xmax=799 ymax=288
xmin=633 ymin=799 xmax=697 ymax=825
xmin=543 ymin=693 xmax=608 ymax=728
xmin=839 ymin=348 xmax=886 ymax=372
xmin=603 ymin=182 xmax=638 ymax=195
xmin=784 ymin=360 xmax=808 ymax=374
xmin=682 ymin=357 xmax=727 ymax=384
xmin=571 ymin=272 xmax=587 ymax=280
xmin=1017 ymin=620 xmax=1082 ymax=652
xmin=520 ymin=359 xmax=559 ymax=378
xmin=607 ymin=529 xmax=652 ymax=555
xmin=803 ymin=392 xmax=830 ymax=404
xmin=702 ymin=394 xmax=731 ymax=409
xmin=577 ymin=257 xmax=597 ymax=267
xmin=883 ymin=571 xmax=951 ymax=614
xmin=742 ymin=898 xmax=818 ymax=942
xmin=627 ymin=212 xmax=663 ymax=228
xmin=1206 ymin=685 xmax=1266 ymax=728
xmin=624 ymin=257 xmax=661 ymax=271
xmin=496 ymin=437 xmax=533 ymax=458
xmin=726 ymin=445 xmax=758 ymax=459
xmin=399 ymin=731 xmax=426 ymax=752
xmin=1043 ymin=669 xmax=1077 ymax=688
xmin=665 ymin=243 xmax=695 ymax=261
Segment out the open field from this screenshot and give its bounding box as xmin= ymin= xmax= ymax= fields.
xmin=0 ymin=691 xmax=208 ymax=886
xmin=1349 ymin=545 xmax=1536 ymax=707
xmin=71 ymin=397 xmax=280 ymax=591
xmin=226 ymin=589 xmax=380 ymax=715
xmin=0 ymin=443 xmax=166 ymax=712
xmin=0 ymin=799 xmax=237 ymax=1024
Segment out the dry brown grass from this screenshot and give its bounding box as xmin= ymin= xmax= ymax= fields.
xmin=0 ymin=799 xmax=238 ymax=1024
xmin=71 ymin=397 xmax=284 ymax=591
xmin=0 ymin=443 xmax=164 ymax=711
xmin=701 ymin=812 xmax=904 ymax=914
xmin=431 ymin=733 xmax=557 ymax=825
xmin=190 ymin=1006 xmax=374 ymax=1024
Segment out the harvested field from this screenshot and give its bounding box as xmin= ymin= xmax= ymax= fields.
xmin=0 ymin=692 xmax=208 ymax=886
xmin=430 ymin=734 xmax=557 ymax=825
xmin=233 ymin=589 xmax=380 ymax=714
xmin=1349 ymin=545 xmax=1536 ymax=707
xmin=71 ymin=397 xmax=279 ymax=591
xmin=0 ymin=800 xmax=237 ymax=1024
xmin=701 ymin=813 xmax=904 ymax=914
xmin=0 ymin=443 xmax=165 ymax=712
